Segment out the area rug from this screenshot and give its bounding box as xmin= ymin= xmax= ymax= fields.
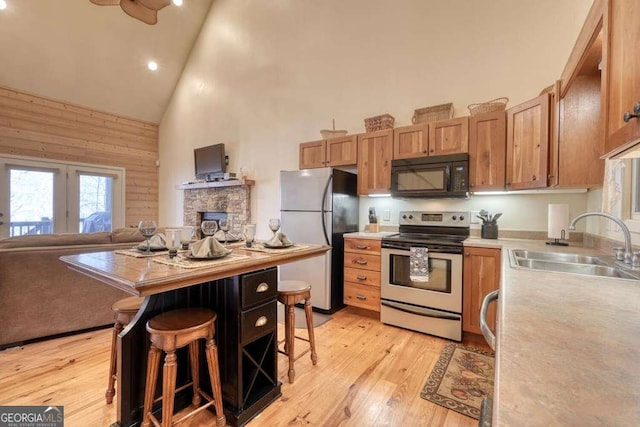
xmin=420 ymin=343 xmax=495 ymax=419
xmin=276 ymin=303 xmax=332 ymax=328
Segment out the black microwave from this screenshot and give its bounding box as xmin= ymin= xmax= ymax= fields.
xmin=390 ymin=153 xmax=469 ymax=198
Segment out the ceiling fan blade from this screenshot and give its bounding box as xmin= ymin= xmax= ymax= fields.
xmin=119 ymin=0 xmax=158 ymax=25
xmin=137 ymin=0 xmax=171 ymax=11
xmin=90 ymin=0 xmax=120 ymax=5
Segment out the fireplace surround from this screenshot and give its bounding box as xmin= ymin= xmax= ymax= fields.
xmin=182 ymin=183 xmax=251 ymax=235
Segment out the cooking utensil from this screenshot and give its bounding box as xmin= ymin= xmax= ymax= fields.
xmin=491 ymin=213 xmax=502 ymax=223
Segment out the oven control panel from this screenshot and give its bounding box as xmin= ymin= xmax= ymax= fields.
xmin=399 ymin=211 xmax=470 ymax=227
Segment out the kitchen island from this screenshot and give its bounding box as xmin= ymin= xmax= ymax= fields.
xmin=61 ymin=244 xmax=329 ymax=427
xmin=464 ymin=238 xmax=640 ymax=426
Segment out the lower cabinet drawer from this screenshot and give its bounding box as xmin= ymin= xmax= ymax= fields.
xmin=344 ymin=252 xmax=381 ymax=271
xmin=344 ymin=282 xmax=380 ymax=312
xmin=241 ymin=268 xmax=277 ymax=309
xmin=344 ymin=267 xmax=380 ymax=287
xmin=241 ymin=300 xmax=276 ymax=345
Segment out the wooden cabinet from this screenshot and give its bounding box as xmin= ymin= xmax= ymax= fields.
xmin=505 ymin=93 xmax=550 ymax=190
xmin=299 ymin=135 xmax=357 ymax=169
xmin=602 ymin=0 xmax=640 ymax=157
xmin=357 ymin=129 xmax=393 ymax=195
xmin=462 ymin=246 xmax=501 ymax=335
xmin=428 ymin=117 xmax=469 ymax=156
xmin=393 ymin=123 xmax=429 ymax=159
xmin=343 ymin=237 xmax=381 ymax=312
xmin=468 ymin=111 xmax=506 ymax=191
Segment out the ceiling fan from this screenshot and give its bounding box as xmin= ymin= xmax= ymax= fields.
xmin=90 ymin=0 xmax=173 ymax=25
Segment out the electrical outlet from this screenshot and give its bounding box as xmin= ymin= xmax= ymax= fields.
xmin=383 ymin=210 xmax=391 ymax=221
xmin=471 ymin=210 xmax=480 ymax=224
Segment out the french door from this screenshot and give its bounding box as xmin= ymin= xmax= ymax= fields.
xmin=0 ymin=155 xmax=124 ymax=238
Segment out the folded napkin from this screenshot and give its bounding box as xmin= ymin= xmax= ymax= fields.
xmin=137 ymin=233 xmax=166 ymax=250
xmin=265 ymin=232 xmax=292 ymax=247
xmin=409 ymin=247 xmax=429 ymax=282
xmin=190 ymin=236 xmax=231 ymax=258
xmin=213 ymin=230 xmax=240 ymax=241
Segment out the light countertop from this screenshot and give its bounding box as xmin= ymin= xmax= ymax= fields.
xmin=465 ymin=238 xmax=640 ymax=426
xmin=343 ymin=231 xmax=397 ymax=240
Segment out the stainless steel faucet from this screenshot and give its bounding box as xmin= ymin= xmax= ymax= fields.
xmin=569 ymin=212 xmax=634 ymax=265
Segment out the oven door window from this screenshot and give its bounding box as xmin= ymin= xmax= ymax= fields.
xmin=388 ymin=253 xmax=451 ymax=293
xmin=396 ymin=166 xmax=447 ymax=191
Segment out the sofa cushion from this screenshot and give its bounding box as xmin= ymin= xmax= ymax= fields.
xmin=0 ymin=232 xmax=112 ymax=249
xmin=111 ymin=227 xmax=145 ymax=243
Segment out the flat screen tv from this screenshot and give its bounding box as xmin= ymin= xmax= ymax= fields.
xmin=194 ymin=143 xmax=226 ymax=181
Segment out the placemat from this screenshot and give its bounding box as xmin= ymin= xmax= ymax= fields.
xmin=152 ymin=252 xmax=251 ymax=269
xmin=115 ymin=248 xmax=169 ymax=258
xmin=243 ymin=243 xmax=310 ymax=254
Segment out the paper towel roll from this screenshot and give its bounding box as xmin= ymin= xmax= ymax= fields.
xmin=548 ymin=204 xmax=569 ymax=240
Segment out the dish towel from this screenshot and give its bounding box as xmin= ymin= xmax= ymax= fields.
xmin=410 ymin=247 xmax=429 ymax=282
xmin=190 ymin=236 xmax=231 ymax=258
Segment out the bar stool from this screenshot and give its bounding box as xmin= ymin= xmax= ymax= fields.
xmin=106 ymin=296 xmax=145 ymax=404
xmin=277 ymin=280 xmax=318 ymax=384
xmin=141 ymin=307 xmax=225 ymax=427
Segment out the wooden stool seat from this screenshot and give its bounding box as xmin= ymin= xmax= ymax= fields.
xmin=106 ymin=296 xmax=144 ymax=404
xmin=277 ymin=280 xmax=318 ymax=384
xmin=141 ymin=307 xmax=225 ymax=427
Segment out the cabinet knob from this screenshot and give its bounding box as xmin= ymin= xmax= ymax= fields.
xmin=356 ymin=244 xmax=370 ymax=250
xmin=356 ymin=295 xmax=367 ymax=300
xmin=256 ymin=282 xmax=269 ymax=293
xmin=255 ymin=316 xmax=268 ymax=327
xmin=464 ymin=252 xmax=470 ymax=256
xmin=354 ymin=259 xmax=368 ymax=265
xmin=469 ymin=183 xmax=475 ymax=188
xmin=623 ymin=102 xmax=640 ymax=122
xmin=356 ymin=275 xmax=367 ymax=280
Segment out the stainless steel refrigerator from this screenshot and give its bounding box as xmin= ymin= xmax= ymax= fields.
xmin=280 ymin=168 xmax=359 ymax=314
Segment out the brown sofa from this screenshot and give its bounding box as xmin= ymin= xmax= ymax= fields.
xmin=0 ymin=228 xmax=146 ymax=349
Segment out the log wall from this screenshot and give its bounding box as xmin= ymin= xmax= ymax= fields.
xmin=0 ymin=85 xmax=159 ymax=227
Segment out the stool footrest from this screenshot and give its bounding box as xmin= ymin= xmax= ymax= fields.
xmin=173 ymin=393 xmax=217 ymax=425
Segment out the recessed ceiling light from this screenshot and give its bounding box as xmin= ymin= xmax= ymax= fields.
xmin=0 ymin=0 xmax=7 ymax=11
xmin=172 ymin=0 xmax=183 ymax=6
xmin=147 ymin=61 xmax=158 ymax=71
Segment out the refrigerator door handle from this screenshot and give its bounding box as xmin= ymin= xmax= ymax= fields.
xmin=320 ymin=174 xmax=332 ymax=246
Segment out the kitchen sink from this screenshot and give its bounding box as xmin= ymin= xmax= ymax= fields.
xmin=510 ymin=250 xmax=606 ymax=265
xmin=510 ymin=249 xmax=640 ymax=280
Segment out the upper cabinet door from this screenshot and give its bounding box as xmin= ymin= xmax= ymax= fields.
xmin=603 ymin=0 xmax=640 ymax=157
xmin=505 ymin=93 xmax=550 ymax=190
xmin=468 ymin=111 xmax=506 ymax=191
xmin=299 ymin=140 xmax=326 ymax=169
xmin=428 ymin=117 xmax=469 ymax=156
xmin=393 ymin=123 xmax=429 ymax=159
xmin=326 ymin=135 xmax=357 ymax=167
xmin=357 ymin=129 xmax=393 ymax=196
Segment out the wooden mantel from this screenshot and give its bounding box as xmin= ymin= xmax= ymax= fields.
xmin=175 ymin=179 xmax=254 ymax=190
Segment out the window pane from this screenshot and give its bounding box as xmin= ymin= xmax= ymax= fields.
xmin=79 ymin=174 xmax=113 ymax=233
xmin=10 ymin=169 xmax=54 ymax=236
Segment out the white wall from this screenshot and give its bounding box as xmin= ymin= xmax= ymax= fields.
xmin=159 ymin=0 xmax=594 ymax=240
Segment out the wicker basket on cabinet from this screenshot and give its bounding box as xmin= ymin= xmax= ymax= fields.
xmin=467 ymin=97 xmax=509 ymax=116
xmin=364 ymin=114 xmax=395 ymax=132
xmin=411 ymin=103 xmax=454 ymax=124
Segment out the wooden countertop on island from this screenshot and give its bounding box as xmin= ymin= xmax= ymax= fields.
xmin=60 ymin=244 xmax=330 ymax=296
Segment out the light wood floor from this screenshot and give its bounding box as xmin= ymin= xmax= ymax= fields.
xmin=0 ymin=307 xmax=489 ymax=426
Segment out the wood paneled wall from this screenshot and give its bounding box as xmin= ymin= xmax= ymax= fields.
xmin=0 ymin=85 xmax=159 ymax=227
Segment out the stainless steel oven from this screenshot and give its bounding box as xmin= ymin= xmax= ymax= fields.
xmin=380 ymin=211 xmax=469 ymax=341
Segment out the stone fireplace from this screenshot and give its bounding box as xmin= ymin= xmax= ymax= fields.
xmin=182 ymin=182 xmax=252 ymax=235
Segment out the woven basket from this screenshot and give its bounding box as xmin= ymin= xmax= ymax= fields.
xmin=364 ymin=114 xmax=395 ymax=132
xmin=411 ymin=103 xmax=454 ymax=124
xmin=467 ymin=97 xmax=509 ymax=116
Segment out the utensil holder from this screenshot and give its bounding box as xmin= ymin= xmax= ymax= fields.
xmin=481 ymin=224 xmax=498 ymax=239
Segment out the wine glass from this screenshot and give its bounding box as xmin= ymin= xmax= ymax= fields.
xmin=243 ymin=223 xmax=256 ymax=248
xmin=219 ymin=218 xmax=231 ymax=244
xmin=165 ymin=228 xmax=181 ymax=258
xmin=180 ymin=226 xmax=194 ymax=250
xmin=268 ymin=218 xmax=280 ymax=237
xmin=201 ymin=220 xmax=218 ymax=238
xmin=138 ymin=220 xmax=158 ymax=254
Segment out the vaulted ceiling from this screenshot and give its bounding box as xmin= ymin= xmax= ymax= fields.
xmin=0 ymin=0 xmax=213 ymax=123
